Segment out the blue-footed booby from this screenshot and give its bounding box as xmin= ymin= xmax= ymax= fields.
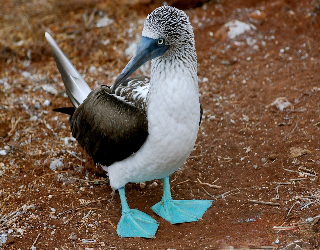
xmin=46 ymin=6 xmax=212 ymax=238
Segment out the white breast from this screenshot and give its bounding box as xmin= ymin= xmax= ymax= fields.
xmin=107 ymin=59 xmax=200 ymax=190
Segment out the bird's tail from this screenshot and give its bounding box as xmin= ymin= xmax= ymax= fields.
xmin=45 ymin=32 xmax=91 ymax=108
xmin=53 ymin=107 xmax=75 ymax=115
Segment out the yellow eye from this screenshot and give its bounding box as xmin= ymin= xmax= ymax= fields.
xmin=158 ymin=38 xmax=164 ymax=45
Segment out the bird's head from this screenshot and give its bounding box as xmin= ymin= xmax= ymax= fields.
xmin=111 ymin=6 xmax=194 ymax=92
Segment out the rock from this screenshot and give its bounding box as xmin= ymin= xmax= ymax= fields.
xmin=0 ymin=150 xmax=7 ymax=156
xmin=0 ymin=233 xmax=7 ymax=245
xmin=140 ymin=182 xmax=146 ymax=189
xmin=69 ymin=232 xmax=77 ymax=241
xmin=61 ymin=137 xmax=76 ymax=145
xmin=214 ymin=20 xmax=257 ymax=41
xmin=41 ymin=84 xmax=58 ymax=95
xmin=49 ymin=159 xmax=64 ymax=171
xmin=289 ymin=147 xmax=311 ymax=158
xmin=95 ymin=16 xmax=114 ymax=28
xmin=267 ymin=97 xmax=292 ymax=111
xmin=43 ymin=99 xmax=50 ymax=106
xmin=21 ymin=71 xmax=31 ymax=78
xmin=249 ymin=10 xmax=266 ymax=21
xmin=29 ymin=115 xmax=38 ymax=121
xmin=89 ymin=66 xmax=97 ymax=73
xmin=0 ymin=233 xmax=15 ymax=246
xmin=149 ymin=181 xmax=158 ymax=188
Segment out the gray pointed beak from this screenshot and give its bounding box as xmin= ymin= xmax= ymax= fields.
xmin=111 ymin=36 xmax=169 ymax=93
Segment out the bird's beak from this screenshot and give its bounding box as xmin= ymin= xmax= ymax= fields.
xmin=111 ymin=36 xmax=169 ymax=92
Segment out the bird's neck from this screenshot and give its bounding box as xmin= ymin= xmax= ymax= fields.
xmin=147 ymin=49 xmax=199 ymax=122
xmin=153 ymin=46 xmax=197 ymax=79
xmin=149 ymin=47 xmax=198 ymax=90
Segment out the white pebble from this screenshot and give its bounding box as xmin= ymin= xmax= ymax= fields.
xmin=202 ymin=77 xmax=209 ymax=82
xmin=41 ymin=84 xmax=58 ymax=95
xmin=21 ymin=71 xmax=31 ymax=78
xmin=0 ymin=150 xmax=7 ymax=156
xmin=43 ymin=100 xmax=50 ymax=106
xmin=50 ymin=159 xmax=64 ymax=171
xmin=95 ymin=16 xmax=114 ymax=28
xmin=223 ymin=20 xmax=256 ymax=40
xmin=89 ymin=66 xmax=97 ymax=73
xmin=69 ymin=232 xmax=77 ymax=240
xmin=61 ymin=137 xmax=76 ymax=145
xmin=30 ymin=116 xmax=38 ymax=121
xmin=0 ymin=233 xmax=7 ymax=244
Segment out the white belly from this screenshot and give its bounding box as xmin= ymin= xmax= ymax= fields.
xmin=107 ymin=69 xmax=200 ymax=189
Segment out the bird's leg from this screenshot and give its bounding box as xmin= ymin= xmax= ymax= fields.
xmin=151 ymin=176 xmax=212 ymax=224
xmin=117 ymin=187 xmax=159 ymax=238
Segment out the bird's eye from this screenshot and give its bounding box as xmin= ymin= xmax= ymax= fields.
xmin=157 ymin=38 xmax=164 ymax=45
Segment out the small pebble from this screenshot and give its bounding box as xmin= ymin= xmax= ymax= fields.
xmin=0 ymin=150 xmax=7 ymax=156
xmin=50 ymin=159 xmax=64 ymax=171
xmin=69 ymin=232 xmax=77 ymax=241
xmin=41 ymin=84 xmax=58 ymax=95
xmin=140 ymin=182 xmax=146 ymax=189
xmin=261 ymin=158 xmax=267 ymax=163
xmin=30 ymin=115 xmax=38 ymax=121
xmin=43 ymin=99 xmax=50 ymax=106
xmin=149 ymin=181 xmax=158 ymax=188
xmin=306 ymin=217 xmax=313 ymax=222
xmin=89 ymin=66 xmax=97 ymax=73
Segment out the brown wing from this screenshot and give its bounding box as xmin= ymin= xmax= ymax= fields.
xmin=69 ymin=85 xmax=148 ymax=166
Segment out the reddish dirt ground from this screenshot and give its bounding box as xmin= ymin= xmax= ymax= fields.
xmin=1 ymin=0 xmax=320 ymax=249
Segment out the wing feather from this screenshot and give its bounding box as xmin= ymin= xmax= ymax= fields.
xmin=70 ymin=86 xmax=148 ymax=166
xmin=114 ymin=75 xmax=150 ymax=111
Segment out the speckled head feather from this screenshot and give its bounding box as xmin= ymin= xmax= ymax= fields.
xmin=142 ymin=6 xmax=194 ymax=46
xmin=142 ymin=6 xmax=197 ymax=82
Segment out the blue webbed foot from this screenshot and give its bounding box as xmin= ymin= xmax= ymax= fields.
xmin=117 ymin=187 xmax=159 ymax=238
xmin=151 ymin=177 xmax=212 ymax=224
xmin=152 ymin=199 xmax=212 ymax=224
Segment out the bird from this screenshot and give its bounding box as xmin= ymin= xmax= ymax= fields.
xmin=45 ymin=5 xmax=212 ymax=238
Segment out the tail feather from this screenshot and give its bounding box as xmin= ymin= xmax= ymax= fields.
xmin=53 ymin=107 xmax=75 ymax=115
xmin=45 ymin=32 xmax=91 ymax=108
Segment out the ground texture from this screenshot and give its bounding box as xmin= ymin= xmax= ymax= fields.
xmin=1 ymin=0 xmax=320 ymax=249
